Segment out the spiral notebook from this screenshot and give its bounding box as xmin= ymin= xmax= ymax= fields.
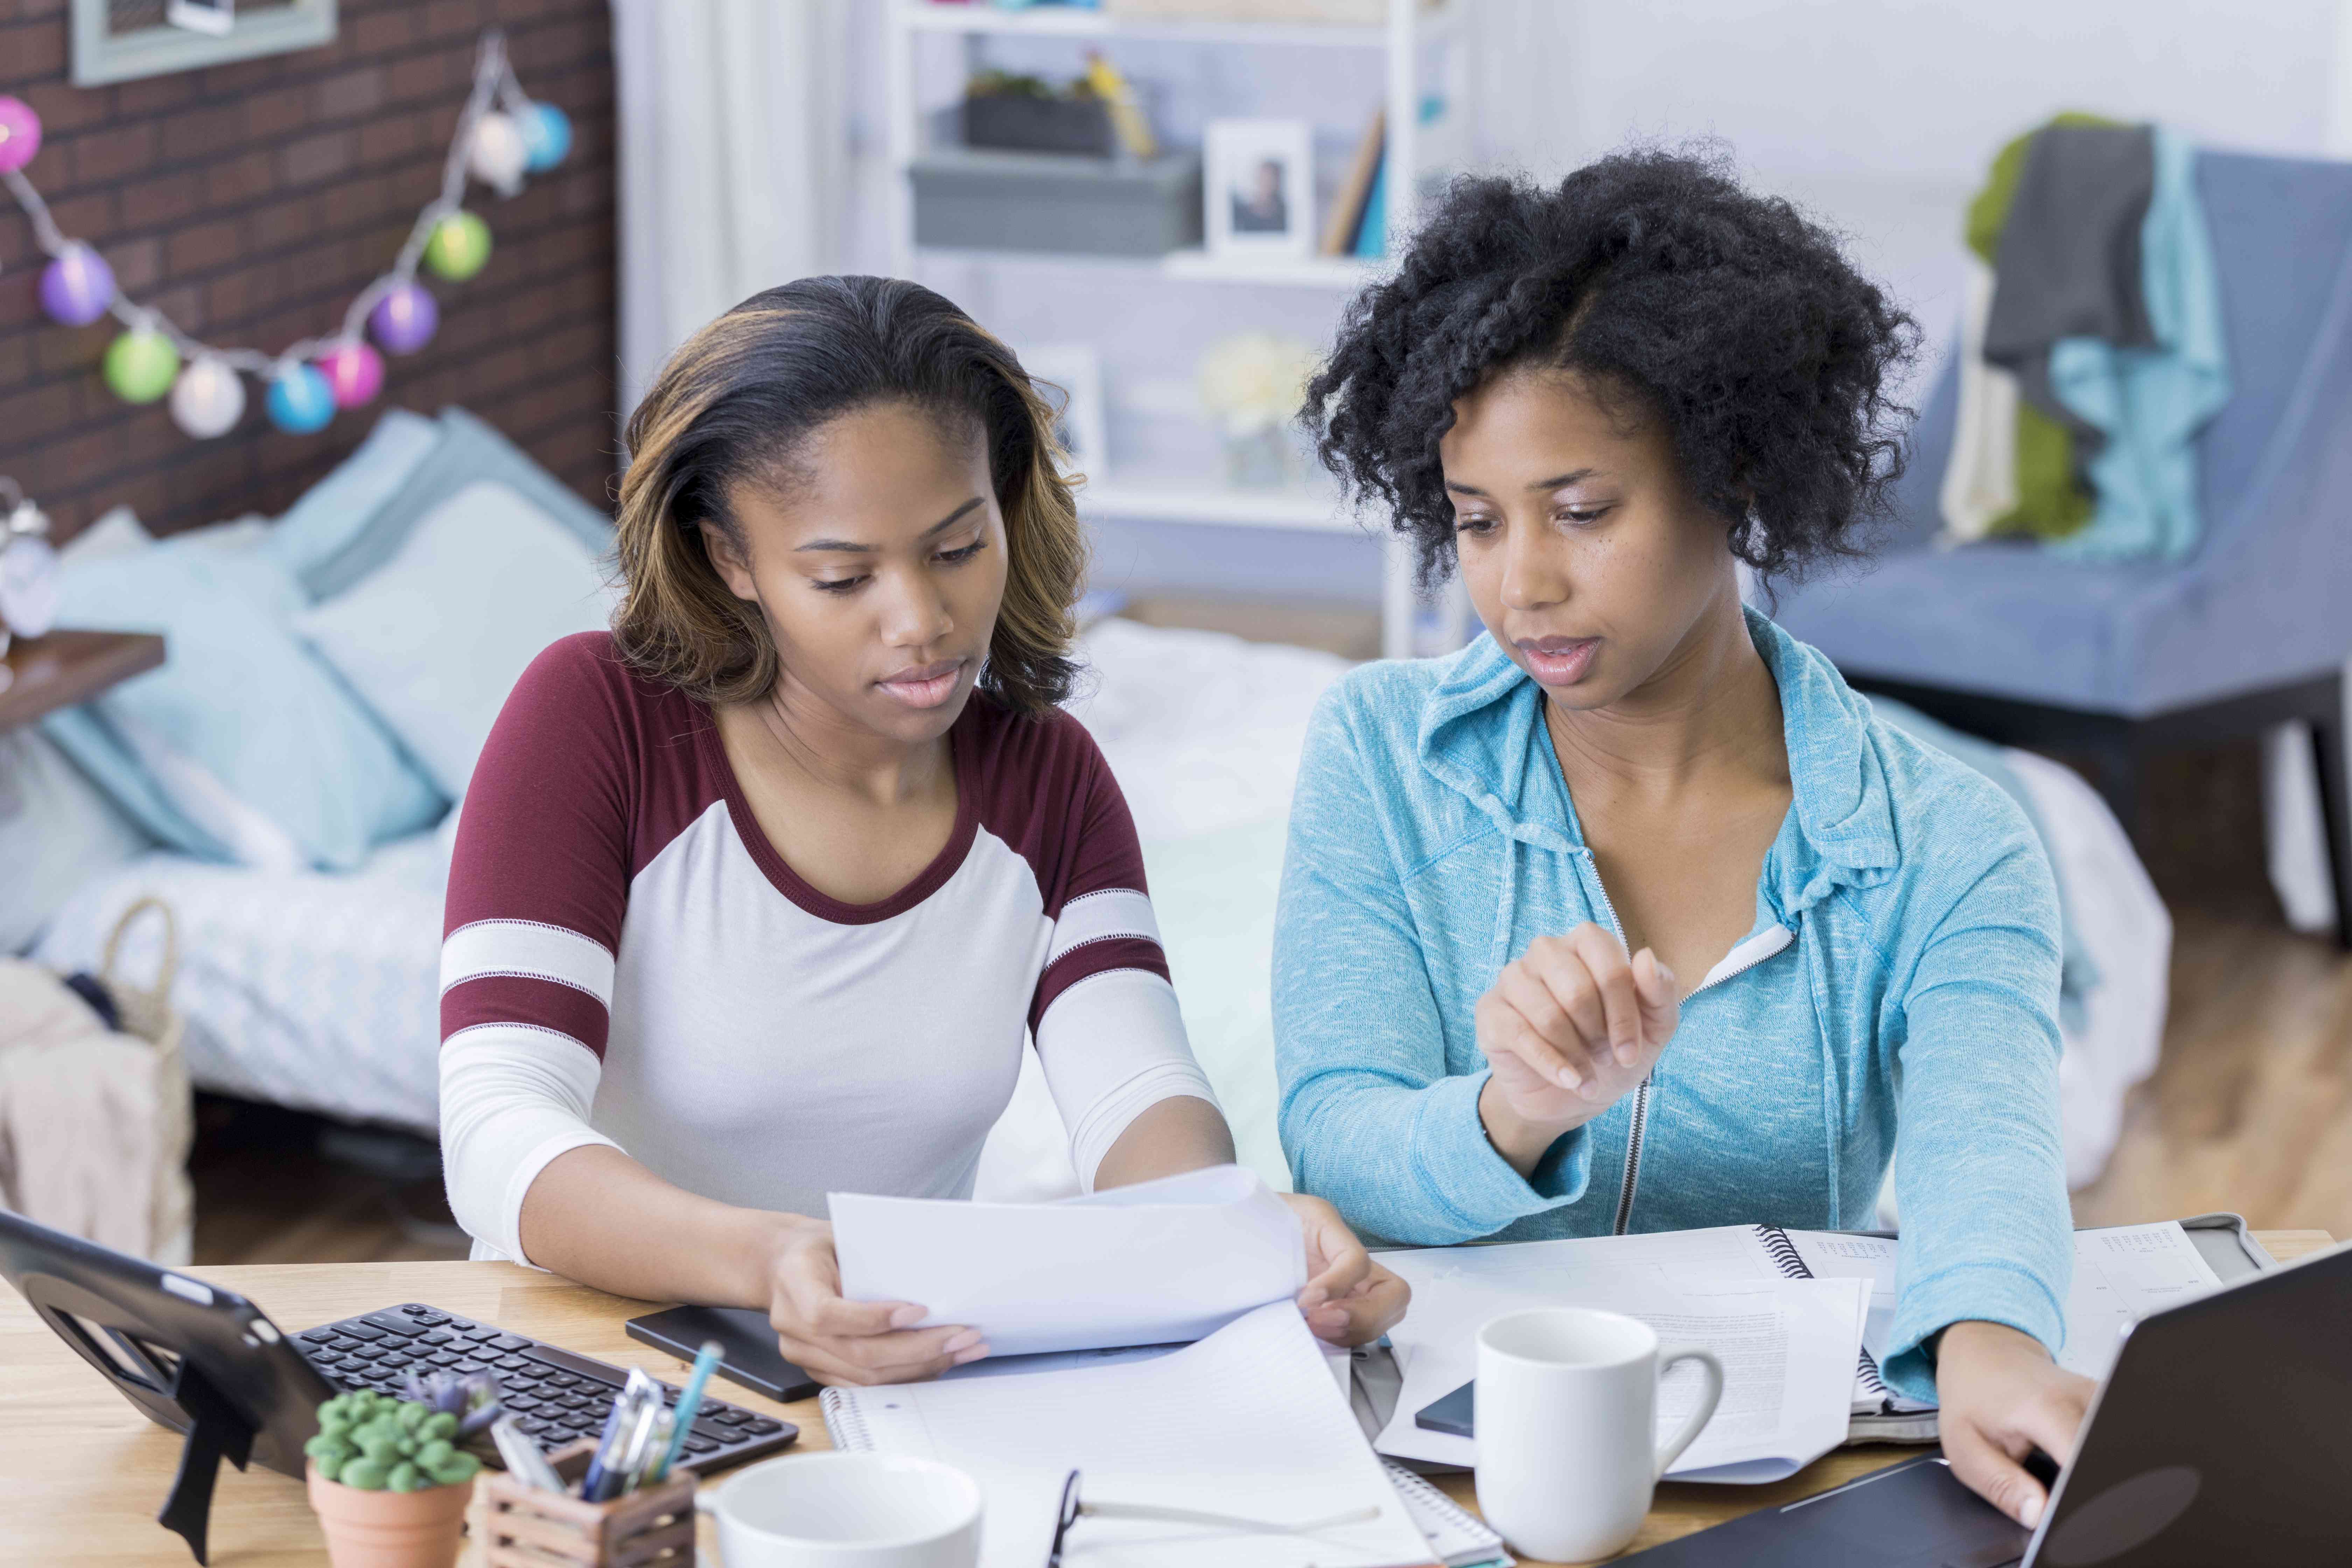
xmin=822 ymin=1301 xmax=1439 ymax=1568
xmin=1752 ymin=1225 xmax=1937 ymax=1440
xmin=1757 ymin=1215 xmax=2266 ymax=1443
xmin=1380 ymin=1463 xmax=1510 ymax=1567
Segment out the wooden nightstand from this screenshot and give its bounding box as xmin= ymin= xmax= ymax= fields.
xmin=0 ymin=628 xmax=166 ymax=730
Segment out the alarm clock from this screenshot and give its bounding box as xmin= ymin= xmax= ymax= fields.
xmin=0 ymin=482 xmax=60 ymax=646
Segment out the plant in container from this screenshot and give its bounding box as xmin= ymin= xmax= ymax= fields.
xmin=961 ymin=68 xmax=1114 ymax=156
xmin=1196 ymin=331 xmax=1320 ymax=488
xmin=304 ymin=1377 xmax=499 ymax=1568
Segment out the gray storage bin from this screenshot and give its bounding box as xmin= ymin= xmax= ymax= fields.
xmin=911 ymin=148 xmax=1204 ymax=258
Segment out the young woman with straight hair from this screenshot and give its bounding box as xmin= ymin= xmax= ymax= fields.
xmin=440 ymin=275 xmax=1404 ymax=1385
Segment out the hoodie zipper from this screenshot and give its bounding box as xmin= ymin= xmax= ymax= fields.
xmin=1576 ymin=858 xmax=1650 ymax=1237
xmin=1580 ymin=847 xmax=1793 ymax=1235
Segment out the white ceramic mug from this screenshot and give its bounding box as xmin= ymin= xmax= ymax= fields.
xmin=1472 ymin=1307 xmax=1726 ymax=1563
xmin=695 ymin=1451 xmax=983 ymax=1568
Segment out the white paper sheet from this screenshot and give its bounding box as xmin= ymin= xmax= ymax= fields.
xmin=1373 ymin=1231 xmax=1869 ymax=1484
xmin=1786 ymin=1220 xmax=2227 ymax=1388
xmin=2062 ymin=1221 xmax=2226 ymax=1379
xmin=825 ymin=1302 xmax=1435 ymax=1568
xmin=1780 ymin=1232 xmax=1930 ymax=1413
xmin=830 ymin=1165 xmax=1306 ymax=1357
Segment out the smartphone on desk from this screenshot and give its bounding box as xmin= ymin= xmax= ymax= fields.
xmin=1416 ymin=1378 xmax=1476 ymax=1437
xmin=626 ymin=1305 xmax=821 ymax=1403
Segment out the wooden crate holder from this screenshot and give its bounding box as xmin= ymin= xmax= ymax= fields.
xmin=481 ymin=1438 xmax=695 ymax=1568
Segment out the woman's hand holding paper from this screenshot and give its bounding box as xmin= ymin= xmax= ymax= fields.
xmin=1280 ymin=1192 xmax=1409 ymax=1346
xmin=765 ymin=1219 xmax=990 ymax=1387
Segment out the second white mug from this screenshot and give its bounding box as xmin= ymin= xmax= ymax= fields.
xmin=1472 ymin=1306 xmax=1726 ymax=1563
xmin=694 ymin=1451 xmax=983 ymax=1568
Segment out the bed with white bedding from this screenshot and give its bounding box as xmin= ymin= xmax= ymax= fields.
xmin=30 ymin=611 xmax=2170 ymax=1199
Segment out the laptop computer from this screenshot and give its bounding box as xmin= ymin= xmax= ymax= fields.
xmin=1618 ymin=1236 xmax=2352 ymax=1564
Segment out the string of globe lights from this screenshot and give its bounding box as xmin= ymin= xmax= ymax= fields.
xmin=0 ymin=30 xmax=570 ymax=441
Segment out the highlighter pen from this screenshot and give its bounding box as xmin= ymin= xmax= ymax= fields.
xmin=650 ymin=1339 xmax=724 ymax=1483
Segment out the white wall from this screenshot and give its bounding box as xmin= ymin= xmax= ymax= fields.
xmin=832 ymin=1 xmax=2348 ymax=607
xmin=1466 ymin=0 xmax=2344 ymax=367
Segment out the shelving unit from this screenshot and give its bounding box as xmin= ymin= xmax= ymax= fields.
xmin=1079 ymin=481 xmax=1356 ymax=530
xmin=910 ymin=244 xmax=1382 ymax=289
xmin=882 ymin=0 xmax=1468 ymax=657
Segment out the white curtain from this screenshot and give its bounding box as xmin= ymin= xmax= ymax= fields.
xmin=611 ymin=0 xmax=848 ymax=421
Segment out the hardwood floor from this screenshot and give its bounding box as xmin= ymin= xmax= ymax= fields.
xmin=2073 ymin=910 xmax=2352 ymax=1238
xmin=190 ymin=1098 xmax=468 ymax=1267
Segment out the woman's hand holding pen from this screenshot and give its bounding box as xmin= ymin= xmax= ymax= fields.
xmin=763 ymin=1218 xmax=987 ymax=1387
xmin=1475 ymin=922 xmax=1679 ymax=1178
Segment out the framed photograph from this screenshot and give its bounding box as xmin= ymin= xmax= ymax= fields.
xmin=1204 ymin=119 xmax=1314 ymax=259
xmin=73 ymin=0 xmax=337 ymax=86
xmin=1016 ymin=344 xmax=1110 ymax=485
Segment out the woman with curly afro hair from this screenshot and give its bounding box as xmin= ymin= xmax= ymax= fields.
xmin=1274 ymin=150 xmax=2085 ymax=1527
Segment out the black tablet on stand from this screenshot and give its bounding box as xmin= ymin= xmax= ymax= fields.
xmin=0 ymin=1209 xmax=334 ymax=1564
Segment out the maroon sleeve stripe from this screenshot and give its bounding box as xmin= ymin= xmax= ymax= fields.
xmin=1029 ymin=936 xmax=1172 ymax=1032
xmin=441 ymin=975 xmax=611 ymax=1059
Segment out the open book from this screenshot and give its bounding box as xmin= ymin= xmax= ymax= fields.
xmin=823 ymin=1302 xmax=1439 ymax=1568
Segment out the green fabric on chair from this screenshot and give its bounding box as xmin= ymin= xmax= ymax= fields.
xmin=1965 ymin=112 xmax=2118 ymax=541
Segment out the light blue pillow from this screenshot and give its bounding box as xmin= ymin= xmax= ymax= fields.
xmin=42 ymin=529 xmax=445 ymax=870
xmin=300 ymin=407 xmax=614 ymax=601
xmin=265 ymin=407 xmax=445 ymax=582
xmin=296 ymin=478 xmax=618 ymax=801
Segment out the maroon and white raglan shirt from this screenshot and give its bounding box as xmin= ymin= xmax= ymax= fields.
xmin=438 ymin=633 xmax=1216 ymax=1263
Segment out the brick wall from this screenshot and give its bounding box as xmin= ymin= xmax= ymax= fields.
xmin=0 ymin=0 xmax=615 ymax=544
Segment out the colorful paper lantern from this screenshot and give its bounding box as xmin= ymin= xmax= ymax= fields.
xmin=519 ymin=103 xmax=572 ymax=171
xmin=317 ymin=341 xmax=384 ymax=409
xmin=467 ymin=112 xmax=528 ymax=193
xmin=0 ymin=96 xmax=41 ymax=176
xmin=38 ymin=243 xmax=116 ymax=327
xmin=368 ymin=282 xmax=438 ymax=355
xmin=103 ymin=329 xmax=180 ymax=404
xmin=169 ymin=355 xmax=245 ymax=439
xmin=423 ymin=211 xmax=492 ymax=282
xmin=265 ymin=362 xmax=336 ymax=434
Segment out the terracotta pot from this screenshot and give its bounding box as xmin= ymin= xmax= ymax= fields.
xmin=306 ymin=1462 xmax=474 ymax=1568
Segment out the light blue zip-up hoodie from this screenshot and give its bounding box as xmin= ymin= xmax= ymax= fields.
xmin=1273 ymin=608 xmax=2071 ymax=1399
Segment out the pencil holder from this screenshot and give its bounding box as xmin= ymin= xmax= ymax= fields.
xmin=479 ymin=1439 xmax=695 ymax=1568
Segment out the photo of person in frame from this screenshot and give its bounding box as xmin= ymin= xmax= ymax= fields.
xmin=1232 ymin=156 xmax=1291 ymax=234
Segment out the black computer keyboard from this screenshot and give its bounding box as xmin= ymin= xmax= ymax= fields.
xmin=294 ymin=1302 xmax=799 ymax=1473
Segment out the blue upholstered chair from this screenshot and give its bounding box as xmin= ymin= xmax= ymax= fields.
xmin=1774 ymin=149 xmax=2352 ymax=945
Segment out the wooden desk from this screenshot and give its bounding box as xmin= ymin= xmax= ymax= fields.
xmin=4 ymin=1232 xmax=2333 ymax=1567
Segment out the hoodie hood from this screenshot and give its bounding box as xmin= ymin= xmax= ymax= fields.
xmin=1414 ymin=606 xmax=1898 ymax=918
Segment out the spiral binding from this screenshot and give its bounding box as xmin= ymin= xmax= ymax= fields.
xmin=819 ymin=1387 xmax=876 ymax=1451
xmin=1757 ymin=1226 xmax=1897 ymax=1402
xmin=1757 ymin=1225 xmax=1811 ymax=1279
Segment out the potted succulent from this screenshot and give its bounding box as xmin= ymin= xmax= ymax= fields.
xmin=304 ymin=1374 xmax=499 ymax=1568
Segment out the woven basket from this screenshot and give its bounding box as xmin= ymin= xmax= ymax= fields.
xmin=98 ymin=896 xmax=196 ymax=1266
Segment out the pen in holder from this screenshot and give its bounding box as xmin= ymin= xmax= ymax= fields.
xmin=480 ymin=1439 xmax=695 ymax=1568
